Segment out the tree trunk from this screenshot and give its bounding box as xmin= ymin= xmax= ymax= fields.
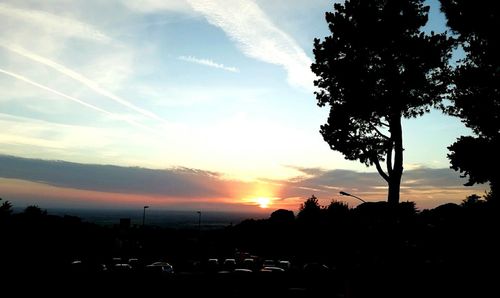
xmin=388 ymin=175 xmax=401 ymax=205
xmin=388 ymin=113 xmax=404 ymax=205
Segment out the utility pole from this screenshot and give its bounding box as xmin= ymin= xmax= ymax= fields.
xmin=197 ymin=210 xmax=201 ymax=232
xmin=142 ymin=205 xmax=149 ymax=227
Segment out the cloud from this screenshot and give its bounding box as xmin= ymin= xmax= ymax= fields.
xmin=0 ymin=113 xmax=115 ymax=152
xmin=276 ymin=167 xmax=488 ymax=208
xmin=0 ymin=42 xmax=167 ymax=124
xmin=0 ymin=155 xmax=228 ymax=198
xmin=185 ymin=0 xmax=316 ymax=90
xmin=122 ymin=0 xmax=194 ymax=14
xmin=0 ymin=112 xmax=178 ymax=169
xmin=178 ymin=55 xmax=239 ymax=73
xmin=0 ymin=2 xmax=111 ymax=43
xmin=0 ymin=155 xmax=489 ymax=210
xmin=0 ymin=68 xmax=150 ymax=131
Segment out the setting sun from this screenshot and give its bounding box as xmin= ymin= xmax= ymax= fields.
xmin=256 ymin=197 xmax=271 ymax=208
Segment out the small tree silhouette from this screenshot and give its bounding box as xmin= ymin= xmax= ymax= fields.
xmin=269 ymin=209 xmax=295 ymax=224
xmin=298 ymin=195 xmax=322 ymax=223
xmin=325 ymin=200 xmax=349 ymax=219
xmin=461 ymin=194 xmax=484 ymax=208
xmin=23 ymin=205 xmax=47 ymax=217
xmin=0 ymin=198 xmax=13 ymax=218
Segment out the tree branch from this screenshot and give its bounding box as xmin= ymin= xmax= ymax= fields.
xmin=386 ymin=143 xmax=393 ymax=176
xmin=372 ymin=156 xmax=390 ymax=182
xmin=377 ymin=120 xmax=390 ymax=127
xmin=370 ymin=123 xmax=391 ymax=140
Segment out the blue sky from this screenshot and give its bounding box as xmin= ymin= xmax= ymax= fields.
xmin=0 ymin=0 xmax=485 ymax=211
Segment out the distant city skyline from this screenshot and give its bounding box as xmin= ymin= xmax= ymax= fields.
xmin=0 ymin=0 xmax=486 ymax=212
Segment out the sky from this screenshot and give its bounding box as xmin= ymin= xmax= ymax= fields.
xmin=0 ymin=0 xmax=487 ymax=213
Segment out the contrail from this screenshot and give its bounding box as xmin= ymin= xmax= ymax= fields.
xmin=0 ymin=43 xmax=167 ymax=124
xmin=0 ymin=68 xmax=153 ymax=131
xmin=0 ymin=3 xmax=111 ymax=43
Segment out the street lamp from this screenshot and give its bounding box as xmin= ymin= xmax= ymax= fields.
xmin=339 ymin=191 xmax=366 ymax=203
xmin=142 ymin=205 xmax=149 ymax=227
xmin=197 ymin=211 xmax=201 ymax=232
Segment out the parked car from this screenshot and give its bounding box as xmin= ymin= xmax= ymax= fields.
xmin=242 ymin=258 xmax=256 ymax=270
xmin=223 ymin=258 xmax=236 ymax=271
xmin=206 ymin=258 xmax=219 ymax=272
xmin=303 ymin=262 xmax=329 ymax=274
xmin=261 ymin=266 xmax=285 ymax=273
xmin=262 ymin=259 xmax=276 ymax=268
xmin=278 ymin=260 xmax=291 ymax=270
xmin=113 ymin=263 xmax=133 ymax=272
xmin=146 ymin=262 xmax=174 ymax=274
xmin=234 ymin=268 xmax=253 ymax=274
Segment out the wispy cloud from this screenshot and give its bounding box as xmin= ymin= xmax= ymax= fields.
xmin=178 ymin=55 xmax=239 ymax=73
xmin=0 ymin=2 xmax=111 ymax=43
xmin=0 ymin=68 xmax=150 ymax=131
xmin=0 ymin=113 xmax=117 ymax=152
xmin=0 ymin=42 xmax=167 ymax=124
xmin=186 ymin=0 xmax=316 ymax=90
xmin=122 ymin=0 xmax=194 ymax=14
xmin=0 ymin=112 xmax=177 ymax=169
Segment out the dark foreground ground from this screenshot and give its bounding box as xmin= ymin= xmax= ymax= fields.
xmin=2 ymin=199 xmax=499 ymax=297
xmin=5 ymin=262 xmax=496 ymax=298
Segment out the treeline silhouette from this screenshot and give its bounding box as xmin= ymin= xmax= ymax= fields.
xmin=1 ymin=196 xmax=498 ymax=297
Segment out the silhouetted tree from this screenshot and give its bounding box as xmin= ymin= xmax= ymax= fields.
xmin=312 ymin=0 xmax=452 ymax=204
xmin=0 ymin=198 xmax=12 ymax=218
xmin=461 ymin=194 xmax=485 ymax=208
xmin=23 ymin=205 xmax=47 ymax=217
xmin=297 ymin=195 xmax=322 ymax=222
xmin=447 ymin=137 xmax=498 ymax=195
xmin=325 ymin=200 xmax=350 ymax=220
xmin=269 ymin=209 xmax=295 ymax=224
xmin=397 ymin=201 xmax=418 ymax=216
xmin=439 ymin=0 xmax=500 ymax=199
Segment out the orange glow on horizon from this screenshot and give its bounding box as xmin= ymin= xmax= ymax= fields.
xmin=256 ymin=197 xmax=271 ymax=208
xmin=1 ymin=177 xmax=489 ymax=213
xmin=241 ymin=181 xmax=284 ymax=209
xmin=0 ymin=178 xmax=287 ymax=212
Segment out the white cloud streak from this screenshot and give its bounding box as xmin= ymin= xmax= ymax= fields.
xmin=186 ymin=0 xmax=316 ymax=90
xmin=178 ymin=55 xmax=239 ymax=72
xmin=0 ymin=42 xmax=168 ymax=124
xmin=0 ymin=2 xmax=111 ymax=43
xmin=0 ymin=68 xmax=151 ymax=131
xmin=0 ymin=113 xmax=115 ymax=151
xmin=122 ymin=0 xmax=194 ymax=14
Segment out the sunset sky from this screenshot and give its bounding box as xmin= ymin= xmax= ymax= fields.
xmin=0 ymin=0 xmax=487 ymax=213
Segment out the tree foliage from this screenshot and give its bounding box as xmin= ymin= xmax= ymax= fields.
xmin=0 ymin=198 xmax=13 ymax=218
xmin=461 ymin=194 xmax=484 ymax=208
xmin=23 ymin=205 xmax=47 ymax=217
xmin=269 ymin=209 xmax=295 ymax=224
xmin=326 ymin=200 xmax=349 ymax=214
xmin=312 ymin=0 xmax=451 ymax=204
xmin=297 ymin=195 xmax=322 ymax=222
xmin=440 ymin=0 xmax=500 ymax=198
xmin=448 ymin=136 xmax=499 ymax=189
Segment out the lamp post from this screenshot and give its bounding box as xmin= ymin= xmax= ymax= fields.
xmin=197 ymin=211 xmax=201 ymax=232
xmin=142 ymin=205 xmax=149 ymax=227
xmin=339 ymin=191 xmax=366 ymax=203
